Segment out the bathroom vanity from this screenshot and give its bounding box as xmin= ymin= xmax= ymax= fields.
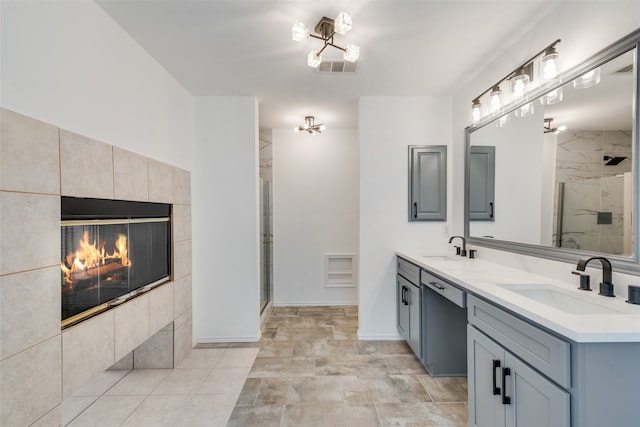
xmin=396 ymin=253 xmax=640 ymax=427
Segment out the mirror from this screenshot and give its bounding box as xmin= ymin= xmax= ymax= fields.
xmin=465 ymin=31 xmax=639 ymax=272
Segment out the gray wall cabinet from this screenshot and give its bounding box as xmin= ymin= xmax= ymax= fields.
xmin=409 ymin=145 xmax=447 ymax=221
xmin=469 ymin=145 xmax=495 ymax=221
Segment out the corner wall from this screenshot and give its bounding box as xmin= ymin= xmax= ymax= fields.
xmin=193 ymin=96 xmax=261 ymax=343
xmin=358 ymin=96 xmax=453 ymax=339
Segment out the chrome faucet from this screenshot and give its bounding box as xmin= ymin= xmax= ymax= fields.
xmin=448 ymin=236 xmax=467 ymax=257
xmin=573 ymin=256 xmax=615 ymax=297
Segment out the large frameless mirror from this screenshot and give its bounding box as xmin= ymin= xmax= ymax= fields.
xmin=465 ymin=29 xmax=640 ymax=273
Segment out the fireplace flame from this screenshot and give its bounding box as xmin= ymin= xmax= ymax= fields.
xmin=61 ymin=231 xmax=132 ymax=286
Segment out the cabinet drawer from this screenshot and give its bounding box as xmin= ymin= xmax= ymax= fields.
xmin=468 ymin=294 xmax=570 ymax=388
xmin=397 ymin=257 xmax=420 ymax=285
xmin=421 ymin=270 xmax=466 ymax=308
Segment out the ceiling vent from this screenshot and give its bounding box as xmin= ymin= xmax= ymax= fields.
xmin=317 ymin=60 xmax=359 ymax=73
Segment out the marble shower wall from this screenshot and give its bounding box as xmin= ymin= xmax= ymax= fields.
xmin=554 ymin=130 xmax=632 ymax=254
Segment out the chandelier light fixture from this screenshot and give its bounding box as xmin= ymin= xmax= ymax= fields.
xmin=291 ymin=12 xmax=360 ymax=68
xmin=543 ymin=118 xmax=567 ymax=134
xmin=294 ymin=116 xmax=326 ymax=135
xmin=470 ymin=39 xmax=561 ymax=125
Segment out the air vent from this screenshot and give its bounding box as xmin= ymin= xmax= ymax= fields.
xmin=317 ymin=60 xmax=359 ymax=73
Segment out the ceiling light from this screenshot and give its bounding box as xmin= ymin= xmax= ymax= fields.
xmin=573 ymin=67 xmax=601 ymax=89
xmin=292 ymin=12 xmax=360 ymax=68
xmin=544 ymin=118 xmax=566 ymax=134
xmin=307 ymin=50 xmax=322 ymax=68
xmin=294 ymin=116 xmax=325 ymax=134
xmin=469 ymin=39 xmax=561 ymax=125
xmin=291 ymin=22 xmax=310 ymax=42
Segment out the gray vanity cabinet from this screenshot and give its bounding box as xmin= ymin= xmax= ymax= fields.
xmin=396 ymin=257 xmax=422 ymax=358
xmin=469 ymin=146 xmax=495 ymax=221
xmin=468 ymin=326 xmax=570 ymax=427
xmin=408 ymin=145 xmax=447 ymax=221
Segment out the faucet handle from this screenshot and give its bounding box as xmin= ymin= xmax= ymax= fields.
xmin=454 ymin=246 xmax=461 ymax=255
xmin=572 ymin=270 xmax=592 ymax=291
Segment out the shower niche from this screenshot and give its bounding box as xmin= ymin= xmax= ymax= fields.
xmin=61 ymin=197 xmax=171 ymax=328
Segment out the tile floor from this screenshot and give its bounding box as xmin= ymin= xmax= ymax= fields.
xmin=62 ymin=306 xmax=468 ymax=426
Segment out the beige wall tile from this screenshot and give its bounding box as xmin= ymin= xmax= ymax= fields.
xmin=0 ymin=108 xmax=60 ymax=194
xmin=172 ymin=204 xmax=192 ymax=242
xmin=114 ymin=295 xmax=150 ymax=361
xmin=114 ymin=147 xmax=149 ymax=201
xmin=109 ymin=352 xmax=134 ymax=370
xmin=30 ymin=405 xmax=62 ymax=427
xmin=173 ymin=240 xmax=192 ymax=280
xmin=0 ymin=336 xmax=62 ymax=426
xmin=174 ymin=274 xmax=192 ymax=318
xmin=60 ymin=129 xmax=114 ymax=198
xmin=172 ymin=167 xmax=191 ymax=205
xmin=173 ymin=309 xmax=193 ymax=366
xmin=149 ymin=282 xmax=174 ymax=334
xmin=0 ymin=267 xmax=60 ymax=360
xmin=0 ymin=192 xmax=59 ymax=275
xmin=63 ymin=311 xmax=115 ymax=398
xmin=134 ymin=329 xmax=174 ymax=369
xmin=148 ymin=159 xmax=173 ymax=204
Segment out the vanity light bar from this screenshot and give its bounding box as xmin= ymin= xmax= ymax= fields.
xmin=471 ymin=39 xmax=561 ymax=125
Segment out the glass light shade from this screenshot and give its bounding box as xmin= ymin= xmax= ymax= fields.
xmin=318 ymin=124 xmax=326 ymax=131
xmin=497 ymin=114 xmax=510 ymax=128
xmin=343 ymin=44 xmax=360 ymax=62
xmin=310 ymin=130 xmax=317 ymax=136
xmin=510 ymin=72 xmax=530 ymax=101
xmin=540 ymin=49 xmax=560 ymax=81
xmin=540 ymin=87 xmax=563 ymax=105
xmin=489 ymin=86 xmax=502 ymax=113
xmin=573 ymin=67 xmax=601 ymax=89
xmin=303 ymin=122 xmax=310 ymax=129
xmin=334 ymin=12 xmax=352 ymax=35
xmin=515 ymin=102 xmax=534 ymax=118
xmin=470 ymin=100 xmax=482 ymax=124
xmin=291 ymin=22 xmax=310 ymax=42
xmin=307 ymin=50 xmax=322 ymax=68
xmin=294 ymin=127 xmax=300 ymax=132
xmin=557 ymin=125 xmax=567 ymax=132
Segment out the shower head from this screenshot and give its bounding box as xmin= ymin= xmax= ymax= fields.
xmin=603 ymin=156 xmax=627 ymax=166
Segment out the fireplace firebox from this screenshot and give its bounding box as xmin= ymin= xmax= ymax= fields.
xmin=61 ymin=197 xmax=171 ymax=328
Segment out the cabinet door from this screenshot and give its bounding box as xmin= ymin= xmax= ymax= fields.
xmin=409 ymin=146 xmax=447 ymax=221
xmin=397 ymin=276 xmax=409 ymax=339
xmin=468 ymin=325 xmax=505 ymax=427
xmin=505 ymin=353 xmax=570 ymax=427
xmin=406 ymin=283 xmax=421 ymax=358
xmin=469 ymin=145 xmax=495 ymax=221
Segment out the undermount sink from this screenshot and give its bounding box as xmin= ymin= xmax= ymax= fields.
xmin=498 ymin=283 xmax=626 ymax=315
xmin=421 ymin=255 xmax=456 ymax=260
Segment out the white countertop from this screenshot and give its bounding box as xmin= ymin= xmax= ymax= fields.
xmin=396 ymin=251 xmax=640 ymax=343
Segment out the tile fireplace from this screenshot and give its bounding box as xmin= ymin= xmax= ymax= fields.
xmin=61 ymin=197 xmax=171 ymax=328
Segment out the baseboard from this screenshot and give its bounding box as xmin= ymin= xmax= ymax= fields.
xmin=272 ymin=301 xmax=358 ymax=307
xmin=195 ymin=334 xmax=261 ymax=344
xmin=357 ymin=332 xmax=404 ymax=341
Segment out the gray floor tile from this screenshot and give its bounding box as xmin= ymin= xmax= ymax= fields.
xmin=273 ymin=326 xmax=334 ymax=341
xmin=375 ymin=402 xmax=468 ymax=426
xmin=258 ymin=340 xmax=295 ymax=357
xmin=292 ymin=339 xmax=358 ymax=356
xmin=315 ymin=354 xmax=389 ymax=377
xmin=418 ymin=375 xmax=468 ymax=402
xmin=254 ymin=376 xmax=360 ymax=405
xmin=235 ymin=378 xmax=262 ymax=406
xmin=227 ymin=404 xmax=284 ymax=427
xmin=345 ymin=375 xmax=433 ymax=404
xmin=248 ymin=356 xmax=315 ymax=378
xmin=384 ymin=354 xmax=430 ymax=375
xmin=356 ymin=340 xmax=412 ymax=355
xmin=282 ymin=403 xmax=379 ymax=427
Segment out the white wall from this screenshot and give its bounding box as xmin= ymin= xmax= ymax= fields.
xmin=272 ymin=129 xmax=358 ymax=306
xmin=0 ymin=0 xmax=193 ymax=170
xmin=358 ymin=96 xmax=453 ymax=339
xmin=452 ymin=2 xmax=640 ymax=292
xmin=193 ymin=96 xmax=261 ymax=342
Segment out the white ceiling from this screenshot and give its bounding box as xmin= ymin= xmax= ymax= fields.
xmin=97 ymin=0 xmax=562 ymax=129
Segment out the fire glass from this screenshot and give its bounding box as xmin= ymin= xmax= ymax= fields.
xmin=61 ymin=219 xmax=169 ymax=322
